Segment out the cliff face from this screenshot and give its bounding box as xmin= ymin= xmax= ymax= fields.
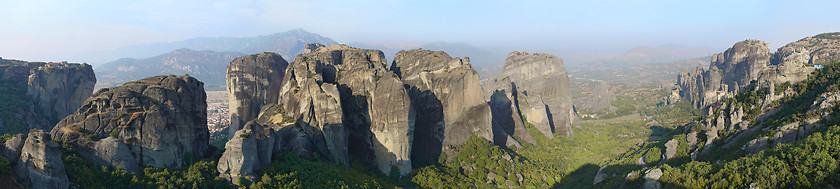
xmin=0 ymin=60 xmax=96 ymax=132
xmin=676 ymin=34 xmax=840 ymax=109
xmin=27 ymin=63 xmax=97 ymax=125
xmin=391 ymin=49 xmax=493 ymax=163
xmin=501 ymin=52 xmax=575 ymax=138
xmin=369 ymin=75 xmax=415 ymax=176
xmin=226 ymin=52 xmax=289 ymax=137
xmin=5 ymin=130 xmax=70 ymax=189
xmin=50 ymin=75 xmax=208 ymax=173
xmin=220 ymin=44 xmax=418 ymax=180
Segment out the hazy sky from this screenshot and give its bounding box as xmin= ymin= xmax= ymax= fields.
xmin=2 ymin=0 xmax=839 ymax=62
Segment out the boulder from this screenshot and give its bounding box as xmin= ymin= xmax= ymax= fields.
xmin=2 ymin=134 xmax=25 ymax=162
xmin=643 ymin=168 xmax=663 ymax=189
xmin=743 ymin=136 xmax=769 ymax=154
xmin=392 ymin=49 xmax=493 ymax=163
xmin=13 ymin=130 xmax=69 ymax=189
xmin=663 ymin=139 xmax=679 ymax=161
xmin=226 ymin=52 xmax=288 ymax=137
xmin=50 ymin=75 xmax=209 ymax=173
xmin=593 ymin=165 xmax=608 ymax=185
xmin=217 ymin=121 xmax=276 ymax=182
xmin=772 ymin=122 xmax=800 ymax=147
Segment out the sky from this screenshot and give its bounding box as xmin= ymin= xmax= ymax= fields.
xmin=1 ymin=0 xmax=839 ymax=62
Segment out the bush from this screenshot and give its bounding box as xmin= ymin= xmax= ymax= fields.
xmin=645 ymin=147 xmax=662 ymax=164
xmin=109 ymin=129 xmax=119 ymax=138
xmin=0 ymin=155 xmax=10 ymax=174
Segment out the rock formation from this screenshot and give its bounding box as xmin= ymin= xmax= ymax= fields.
xmin=227 ymin=52 xmax=289 ymax=137
xmin=677 ymin=33 xmax=840 ymax=109
xmin=483 ymin=52 xmax=575 ymax=145
xmin=2 ymin=134 xmax=25 ymax=162
xmin=483 ymin=77 xmax=535 ymax=146
xmin=573 ymin=80 xmax=616 ymax=113
xmin=27 ymin=63 xmax=96 ymax=124
xmin=0 ymin=59 xmax=96 ymax=131
xmin=643 ymin=168 xmax=663 ymax=189
xmin=368 ymin=75 xmax=415 ymax=176
xmin=502 ymin=52 xmax=575 ymax=138
xmin=222 ymin=44 xmax=422 ymax=179
xmin=392 ymin=49 xmax=493 ymax=163
xmin=663 ymin=139 xmax=678 ymax=161
xmin=10 ymin=129 xmax=69 ymax=189
xmin=50 ymin=75 xmax=209 ymax=173
xmin=217 ymin=121 xmax=276 ymax=182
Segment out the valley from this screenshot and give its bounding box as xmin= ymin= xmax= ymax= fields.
xmin=1 ymin=6 xmax=839 ymax=187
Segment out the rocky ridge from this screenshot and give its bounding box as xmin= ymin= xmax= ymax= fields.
xmin=676 ymin=33 xmax=840 ymax=109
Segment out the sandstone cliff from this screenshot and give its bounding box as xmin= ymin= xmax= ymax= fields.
xmin=50 ymin=75 xmax=209 ymax=173
xmin=226 ymin=52 xmax=289 ymax=137
xmin=392 ymin=49 xmax=493 ymax=163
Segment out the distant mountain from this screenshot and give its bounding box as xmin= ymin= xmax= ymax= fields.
xmin=579 ymin=45 xmax=716 ymax=69
xmin=96 ymin=49 xmax=245 ymax=90
xmin=79 ymin=29 xmax=338 ymax=65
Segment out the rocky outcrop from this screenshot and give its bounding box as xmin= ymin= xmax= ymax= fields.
xmin=593 ymin=165 xmax=608 ymax=185
xmin=217 ymin=121 xmax=276 ymax=182
xmin=12 ymin=130 xmax=69 ymax=189
xmin=254 ymin=105 xmax=314 ymax=158
xmin=0 ymin=59 xmax=96 ymax=132
xmin=2 ymin=134 xmax=25 ymax=162
xmin=226 ymin=52 xmax=289 ymax=137
xmin=677 ymin=33 xmax=840 ymax=109
xmin=663 ymin=139 xmax=678 ymax=161
xmin=743 ymin=136 xmax=769 ymax=154
xmin=27 ymin=63 xmax=96 ymax=126
xmin=501 ymin=52 xmax=574 ymax=138
xmin=50 ymin=75 xmax=209 ymax=173
xmin=392 ymin=49 xmax=493 ymax=163
xmin=573 ymin=80 xmax=616 ymax=113
xmin=643 ymin=168 xmax=663 ymax=189
xmin=221 ymin=44 xmax=420 ymax=179
xmin=484 ymin=77 xmax=535 ymax=146
xmin=369 ymin=75 xmax=415 ymax=176
xmin=277 ymin=45 xmax=392 ymax=167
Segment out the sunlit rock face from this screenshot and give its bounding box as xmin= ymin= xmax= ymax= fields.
xmin=392 ymin=49 xmax=493 ymax=163
xmin=226 ymin=52 xmax=288 ymax=137
xmin=51 ymin=75 xmax=209 ymax=174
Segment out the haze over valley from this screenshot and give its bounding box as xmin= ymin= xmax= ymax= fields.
xmin=2 ymin=1 xmax=840 ymax=188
